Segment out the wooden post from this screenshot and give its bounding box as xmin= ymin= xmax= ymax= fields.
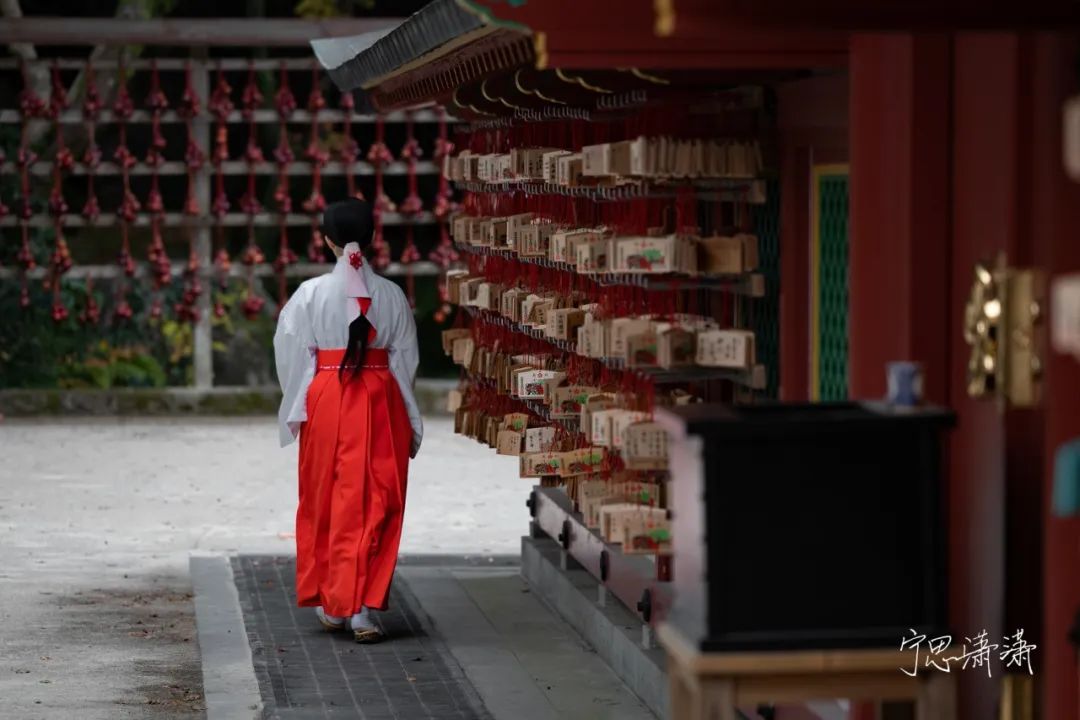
xmin=192 ymin=56 xmax=213 ymax=389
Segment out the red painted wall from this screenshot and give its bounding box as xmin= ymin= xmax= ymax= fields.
xmin=850 ymin=30 xmax=1080 ymax=719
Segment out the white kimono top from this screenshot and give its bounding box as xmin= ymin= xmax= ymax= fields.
xmin=273 ymin=241 xmax=424 ymax=454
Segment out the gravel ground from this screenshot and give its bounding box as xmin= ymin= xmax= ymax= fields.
xmin=0 ymin=416 xmax=522 ymax=719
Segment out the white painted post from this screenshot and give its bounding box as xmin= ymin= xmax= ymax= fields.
xmin=192 ymin=55 xmax=213 ymax=389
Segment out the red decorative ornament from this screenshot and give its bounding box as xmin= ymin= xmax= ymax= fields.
xmin=212 ymin=123 xmax=229 ymax=165
xmin=242 ymin=62 xmax=264 ymax=119
xmin=117 ymin=223 xmax=136 ymax=278
xmin=145 ymin=59 xmax=169 ymax=112
xmin=306 ymin=218 xmax=324 ymax=262
xmin=178 ymin=61 xmax=201 ymax=119
xmin=274 ymin=222 xmax=298 ymax=312
xmin=349 ymin=251 xmax=363 ymax=269
xmin=114 ymin=126 xmax=136 ymax=169
xmin=274 ymin=124 xmax=294 ymax=165
xmin=399 ymin=113 xmax=423 ymax=216
xmin=239 ymin=172 xmax=263 ymax=215
xmin=274 ymin=63 xmax=297 ymax=119
xmin=369 ymin=116 xmax=396 ymax=214
xmin=400 ymin=226 xmax=420 ymax=306
xmin=17 ymin=226 xmax=36 ymax=271
xmin=241 ymin=293 xmax=266 ymax=320
xmin=245 ymin=126 xmax=264 ymax=164
xmin=16 ymin=143 xmax=37 ymax=171
xmin=83 ymin=142 xmax=102 ymax=169
xmin=399 ymin=112 xmax=422 ymax=161
xmin=113 ymin=299 xmax=134 ymax=322
xmin=81 ymin=192 xmax=101 ymax=222
xmin=175 ymin=230 xmax=202 ymax=324
xmin=434 ymin=108 xmax=454 ymax=161
xmin=273 ymin=172 xmax=291 ymax=214
xmin=429 ymin=223 xmax=460 ymax=266
xmin=433 ymin=107 xmax=457 ymax=222
xmin=18 ymin=61 xmax=46 ymax=118
xmin=273 ymin=227 xmax=298 ymax=273
xmin=241 ymin=234 xmax=266 ymax=266
xmin=184 ymin=119 xmax=205 ymax=216
xmin=50 ymin=232 xmax=72 ymax=277
xmin=302 ymin=183 xmax=326 ymax=215
xmin=212 ymin=170 xmax=230 ymax=217
xmin=306 ymin=63 xmax=326 ymax=113
xmin=82 ymin=60 xmax=103 ymax=119
xmin=51 ymin=298 xmax=69 ymax=324
xmin=146 ymin=113 xmax=167 ymax=167
xmin=209 ymin=64 xmax=234 ymax=121
xmin=147 ymin=218 xmax=171 ymax=288
xmin=112 ymin=62 xmax=134 ymax=120
xmin=185 ymin=129 xmax=205 ymax=169
xmin=48 ymin=186 xmax=68 ymax=217
xmin=146 ymin=173 xmax=165 ymax=215
xmin=49 ymin=61 xmax=68 ymax=119
xmin=117 ymin=187 xmax=140 ymax=223
xmin=79 ymin=279 xmax=100 ymax=326
xmin=338 ymin=89 xmax=360 ymax=198
xmin=369 ymin=220 xmax=391 ymax=271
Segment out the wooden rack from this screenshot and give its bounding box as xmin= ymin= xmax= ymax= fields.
xmin=1 ymin=55 xmax=455 ymax=387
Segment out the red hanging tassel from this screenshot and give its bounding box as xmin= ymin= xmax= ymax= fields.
xmin=18 ymin=60 xmax=46 ymax=118
xmin=175 ymin=230 xmax=202 ymax=324
xmin=399 ymin=111 xmax=423 ymax=216
xmin=209 ymin=63 xmax=234 ymax=121
xmin=79 ymin=277 xmax=100 ymax=326
xmin=114 ymin=222 xmax=135 ymax=321
xmin=242 ymin=61 xmax=263 ymax=119
xmin=82 ymin=64 xmax=102 ymax=222
xmin=147 ymin=216 xmax=171 ymax=289
xmin=368 ymin=115 xmax=396 ymax=213
xmin=339 ymin=90 xmax=360 ymax=199
xmin=273 ymin=220 xmax=298 ymax=312
xmin=274 ymin=62 xmax=297 ymax=119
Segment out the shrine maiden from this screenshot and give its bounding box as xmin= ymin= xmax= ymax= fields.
xmin=274 ymin=198 xmax=422 ymax=643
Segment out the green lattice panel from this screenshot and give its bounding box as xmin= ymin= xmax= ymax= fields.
xmin=750 ymin=179 xmax=780 ymax=400
xmin=817 ymin=174 xmax=849 ymax=401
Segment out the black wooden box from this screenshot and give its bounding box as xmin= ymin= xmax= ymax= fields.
xmin=656 ymin=402 xmax=954 ymax=652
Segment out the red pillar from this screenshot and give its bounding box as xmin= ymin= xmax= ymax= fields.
xmin=848 ymin=33 xmax=951 ymax=404
xmin=847 ymin=38 xmax=953 ymax=720
xmin=1031 ymin=33 xmax=1080 ymax=720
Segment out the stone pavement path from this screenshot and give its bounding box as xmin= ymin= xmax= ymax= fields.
xmin=0 ymin=417 xmax=520 ymax=719
xmin=234 ymin=556 xmax=492 ymax=720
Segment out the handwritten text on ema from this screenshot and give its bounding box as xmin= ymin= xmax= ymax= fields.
xmin=900 ymin=629 xmax=1036 ymax=677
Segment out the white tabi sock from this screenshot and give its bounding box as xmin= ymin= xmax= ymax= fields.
xmin=350 ymin=607 xmax=376 ymax=631
xmin=316 ymin=606 xmax=345 ymax=626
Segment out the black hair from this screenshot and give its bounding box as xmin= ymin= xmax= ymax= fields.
xmin=339 ymin=314 xmax=373 ymax=383
xmin=321 ymin=198 xmax=376 ymax=382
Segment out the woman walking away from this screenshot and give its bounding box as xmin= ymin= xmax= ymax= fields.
xmin=274 ymin=198 xmax=423 ymax=643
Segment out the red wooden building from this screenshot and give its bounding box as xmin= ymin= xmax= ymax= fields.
xmin=315 ymin=2 xmax=1080 ymax=717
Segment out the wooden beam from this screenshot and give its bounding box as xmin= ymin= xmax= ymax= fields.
xmin=0 ymin=17 xmax=402 ymax=47
xmin=0 ymin=261 xmax=440 ymax=281
xmin=0 ymin=212 xmax=437 ymax=228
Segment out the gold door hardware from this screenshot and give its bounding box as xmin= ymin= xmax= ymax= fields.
xmin=963 ymin=253 xmax=1045 ymax=408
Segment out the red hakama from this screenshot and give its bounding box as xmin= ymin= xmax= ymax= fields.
xmin=295 ymin=337 xmax=413 ymax=616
